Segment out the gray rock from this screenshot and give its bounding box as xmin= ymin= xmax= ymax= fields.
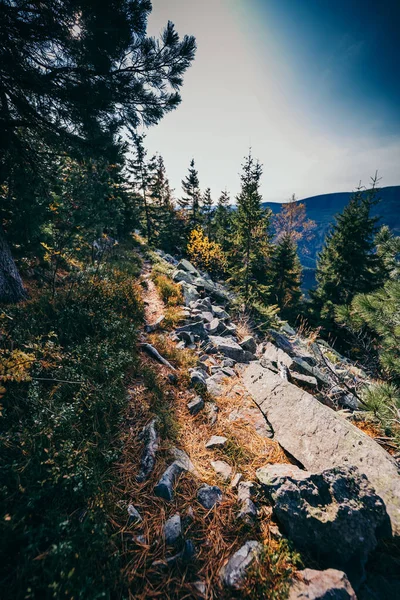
xmin=222 ymin=358 xmax=236 ymax=368
xmin=187 ymin=395 xmax=205 ymax=415
xmin=179 ymin=282 xmax=200 ymax=306
xmin=290 ymin=371 xmax=318 ymax=389
xmin=237 ymin=481 xmax=258 ymax=522
xmin=205 ymin=435 xmax=228 ymax=449
xmin=288 ymin=569 xmax=357 ymax=600
xmin=167 ymin=373 xmax=178 ymax=384
xmin=259 ymin=464 xmax=389 ymax=586
xmin=164 ymin=513 xmax=182 ymax=546
xmin=191 ymin=297 xmax=212 ymax=311
xmin=177 ymin=259 xmax=199 ymax=275
xmin=267 ymin=329 xmax=294 ymax=353
xmin=197 ymin=484 xmax=223 ymax=509
xmin=176 ymin=320 xmax=206 ymax=338
xmin=221 ymin=322 xmax=237 ymax=336
xmin=240 ymin=336 xmax=257 ymax=354
xmin=173 ymin=269 xmax=195 ymax=285
xmin=211 ymin=460 xmax=233 ymax=481
xmin=281 ymin=323 xmax=296 ymax=336
xmin=244 ymin=362 xmax=400 ymax=535
xmin=212 ymin=305 xmax=230 ymax=320
xmin=292 ymin=356 xmax=331 ymax=386
xmin=256 ymin=464 xmax=308 ymax=487
xmin=137 ymin=418 xmax=159 ymax=483
xmin=153 ymin=539 xmax=196 ymax=567
xmin=154 ymin=462 xmax=185 ymax=501
xmin=170 ymin=447 xmax=198 ymax=474
xmin=237 ymin=481 xmax=256 ymax=503
xmin=190 ymin=369 xmax=208 ymax=389
xmin=177 ymin=330 xmax=194 ymax=344
xmin=164 ymin=253 xmax=178 ymax=266
xmin=193 ymin=581 xmax=207 ymax=596
xmin=142 ymin=343 xmax=176 ymax=371
xmin=205 ymin=402 xmax=218 ymax=425
xmin=220 ymin=541 xmax=263 ymax=589
xmin=205 ymin=318 xmax=221 ymax=335
xmin=127 ymin=504 xmax=143 ymax=523
xmin=145 ymin=315 xmax=165 ymax=333
xmin=259 ymin=355 xmax=279 ymax=372
xmin=201 ymin=311 xmax=214 ymax=323
xmin=208 ymin=335 xmax=253 ymax=362
xmin=206 ymin=371 xmax=227 ymax=396
xmin=262 ymin=341 xmax=294 ymax=370
xmin=193 ymin=276 xmax=215 ymax=292
xmin=222 ymin=366 xmax=235 ymax=377
xmin=231 ymin=473 xmax=243 ymax=489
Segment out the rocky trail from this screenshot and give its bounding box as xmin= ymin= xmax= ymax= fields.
xmin=115 ymin=250 xmax=400 ymax=599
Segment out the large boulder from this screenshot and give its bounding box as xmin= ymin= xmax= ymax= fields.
xmin=173 ymin=269 xmax=195 ymax=285
xmin=208 ymin=336 xmax=256 ymax=362
xmin=243 ymin=363 xmax=400 ymax=535
xmin=257 ymin=464 xmax=388 ymax=585
xmin=177 ymin=258 xmax=199 ymax=275
xmin=176 ymin=320 xmax=206 ymax=338
xmin=288 ymin=569 xmax=356 ymax=600
xmin=179 ymin=281 xmax=200 ymax=306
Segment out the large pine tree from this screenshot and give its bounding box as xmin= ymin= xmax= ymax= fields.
xmin=180 ymin=159 xmax=201 ymax=227
xmin=269 ymin=234 xmax=302 ymax=321
xmin=230 ymin=151 xmax=272 ymax=303
xmin=213 ymin=189 xmax=233 ymax=251
xmin=128 ymin=134 xmax=153 ymax=242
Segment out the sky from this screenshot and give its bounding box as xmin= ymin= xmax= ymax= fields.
xmin=144 ymin=0 xmax=400 ymax=203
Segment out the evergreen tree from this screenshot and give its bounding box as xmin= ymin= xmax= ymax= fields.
xmin=311 ymin=179 xmax=382 ymax=327
xmin=180 ymin=159 xmax=201 ymax=227
xmin=213 ymin=189 xmax=233 ymax=252
xmin=148 ymin=154 xmax=182 ymax=251
xmin=127 ymin=134 xmax=153 ymax=242
xmin=269 ymin=234 xmax=302 ymax=321
xmin=230 ymin=151 xmax=272 ymax=303
xmin=201 ymin=188 xmax=213 ymax=238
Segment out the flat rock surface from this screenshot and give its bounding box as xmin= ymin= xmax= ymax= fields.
xmin=288 ymin=568 xmax=357 ymax=600
xmin=243 ymin=363 xmax=400 ymax=535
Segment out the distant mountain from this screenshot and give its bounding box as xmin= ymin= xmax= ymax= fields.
xmin=262 ymin=185 xmax=400 ymax=290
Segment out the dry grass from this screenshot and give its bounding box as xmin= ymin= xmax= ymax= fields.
xmin=147 ymin=333 xmax=197 ymax=371
xmin=235 ymin=313 xmax=254 ymax=342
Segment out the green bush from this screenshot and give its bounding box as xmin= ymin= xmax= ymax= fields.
xmin=0 ymin=266 xmax=144 ymax=599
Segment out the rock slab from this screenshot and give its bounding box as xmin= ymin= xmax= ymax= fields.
xmin=220 ymin=540 xmax=262 ymax=589
xmin=243 ymin=363 xmax=400 ymax=535
xmin=288 ymin=569 xmax=357 ymax=600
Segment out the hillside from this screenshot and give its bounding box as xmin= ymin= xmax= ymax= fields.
xmin=263 ymin=185 xmax=400 ymax=288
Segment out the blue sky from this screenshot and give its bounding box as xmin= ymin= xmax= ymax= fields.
xmin=144 ymin=0 xmax=400 ymax=203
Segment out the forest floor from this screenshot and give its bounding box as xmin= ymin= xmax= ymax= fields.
xmin=111 ymin=253 xmax=299 ymax=600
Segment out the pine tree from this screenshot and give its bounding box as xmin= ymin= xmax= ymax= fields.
xmin=201 ymin=188 xmax=213 ymax=238
xmin=213 ymin=189 xmax=233 ymax=251
xmin=231 ymin=151 xmax=272 ymax=303
xmin=269 ymin=234 xmax=302 ymax=320
xmin=311 ymin=179 xmax=382 ymax=325
xmin=180 ymin=159 xmax=201 ymax=227
xmin=128 ymin=134 xmax=153 ymax=242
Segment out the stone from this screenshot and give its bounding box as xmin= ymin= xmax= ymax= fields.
xmin=206 ymin=371 xmax=226 ymax=396
xmin=222 ymin=366 xmax=235 ymax=377
xmin=142 ymin=343 xmax=176 ymax=371
xmin=154 ymin=462 xmax=185 ymax=501
xmin=164 ymin=513 xmax=182 ymax=546
xmin=208 ymin=335 xmax=253 ymax=362
xmin=288 ymin=569 xmax=357 ymax=600
xmin=205 ymin=318 xmax=221 ymax=335
xmin=205 ymin=435 xmax=228 ymax=449
xmin=291 ymin=356 xmax=331 ymax=386
xmin=176 ymin=320 xmax=206 ymax=338
xmin=197 ymin=484 xmax=223 ymax=509
xmin=193 ymin=581 xmax=207 ymax=595
xmin=176 ymin=341 xmax=186 ymax=350
xmin=221 ymin=322 xmax=237 ymax=336
xmin=231 ymin=473 xmax=243 ymax=489
xmin=256 ymin=464 xmax=308 ymax=487
xmin=192 ymin=297 xmax=212 ymax=311
xmin=193 ymin=276 xmax=215 ymax=292
xmin=137 ymin=418 xmax=159 ymax=483
xmin=127 ymin=504 xmax=143 ymax=523
xmin=173 ymin=269 xmax=195 ymax=285
xmin=244 ymin=362 xmax=400 ymax=535
xmin=212 ymin=305 xmax=230 ymax=319
xmin=167 ymin=373 xmax=178 ymax=385
xmin=222 ymin=358 xmax=236 ymax=368
xmin=281 ymin=323 xmax=296 ymax=336
xmin=153 ymin=539 xmax=196 ymax=568
xmin=205 ymin=402 xmax=218 ymax=425
xmin=211 ymin=460 xmax=233 ymax=481
xmin=267 ymin=329 xmax=294 ymax=354
xmin=180 ymin=282 xmax=200 ymax=306
xmin=177 ymin=258 xmax=199 ymax=275
xmin=190 ymin=369 xmax=208 ymax=389
xmin=263 ymin=341 xmax=294 ymax=370
xmin=240 ymin=336 xmax=257 ymax=354
xmin=177 ymin=330 xmax=194 ymax=344
xmin=237 ymin=481 xmax=256 ymax=502
xmin=259 ymin=464 xmax=389 ymax=586
xmin=290 ymin=371 xmax=318 ymax=389
xmin=170 ymin=447 xmax=198 ymax=475
xmin=259 ymin=355 xmax=279 ymax=373
xmin=237 ymin=481 xmax=258 ymax=521
xmin=145 ymin=315 xmax=165 ymax=333
xmin=201 ymin=311 xmax=214 ymax=323
xmin=187 ymin=395 xmax=205 ymax=415
xmin=164 ymin=253 xmax=178 ymax=265
xmin=220 ymin=541 xmax=263 ymax=589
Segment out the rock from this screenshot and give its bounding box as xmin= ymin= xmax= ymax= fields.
xmin=212 ymin=305 xmax=230 ymax=320
xmin=164 ymin=253 xmax=178 ymax=265
xmin=256 ymin=464 xmax=308 ymax=487
xmin=154 ymin=462 xmax=185 ymax=501
xmin=263 ymin=341 xmax=294 ymax=370
xmin=177 ymin=330 xmax=194 ymax=344
xmin=176 ymin=320 xmax=206 ymax=338
xmin=244 ymin=362 xmax=400 ymax=535
xmin=193 ymin=276 xmax=215 ymax=293
xmin=220 ymin=541 xmax=263 ymax=589
xmin=142 ymin=343 xmax=176 ymax=371
xmin=153 ymin=539 xmax=196 ymax=568
xmin=267 ymin=329 xmax=294 ymax=354
xmin=205 ymin=435 xmax=228 ymax=449
xmin=164 ymin=513 xmax=182 ymax=546
xmin=173 ymin=269 xmax=195 ymax=285
xmin=127 ymin=504 xmax=143 ymax=524
xmin=170 ymin=447 xmax=198 ymax=474
xmin=193 ymin=581 xmax=207 ymax=596
xmin=222 ymin=366 xmax=235 ymax=377
xmin=137 ymin=418 xmax=159 ymax=483
xmin=145 ymin=315 xmax=165 ymax=333
xmin=281 ymin=323 xmax=296 ymax=336
xmin=288 ymin=569 xmax=357 ymax=600
xmin=192 ymin=297 xmax=212 ymax=311
xmin=167 ymin=373 xmax=178 ymax=385
xmin=180 ymin=281 xmax=200 ymax=305
xmin=259 ymin=464 xmax=389 ymax=586
xmin=197 ymin=484 xmax=223 ymax=509
xmin=205 ymin=317 xmax=221 ymax=335
xmin=190 ymin=369 xmax=208 ymax=389
xmin=222 ymin=358 xmax=236 ymax=368
xmin=240 ymin=336 xmax=257 ymax=354
xmin=205 ymin=402 xmax=218 ymax=425
xmin=206 ymin=371 xmax=227 ymax=396
xmin=221 ymin=322 xmax=237 ymax=336
xmin=187 ymin=395 xmax=205 ymax=415
xmin=176 ymin=340 xmax=186 ymax=350
xmin=231 ymin=473 xmax=243 ymax=489
xmin=237 ymin=481 xmax=256 ymax=502
xmin=211 ymin=460 xmax=233 ymax=481
xmin=259 ymin=355 xmax=279 ymax=372
xmin=237 ymin=481 xmax=258 ymax=522
xmin=201 ymin=311 xmax=214 ymax=323
xmin=290 ymin=371 xmax=318 ymax=389
xmin=177 ymin=258 xmax=199 ymax=275
xmin=292 ymin=356 xmax=331 ymax=386
xmin=208 ymin=335 xmax=254 ymax=362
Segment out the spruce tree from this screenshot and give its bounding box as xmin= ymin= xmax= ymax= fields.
xmin=201 ymin=188 xmax=213 ymax=238
xmin=231 ymin=151 xmax=272 ymax=303
xmin=312 ymin=181 xmax=382 ymax=325
xmin=128 ymin=134 xmax=153 ymax=242
xmin=180 ymin=159 xmax=201 ymax=227
xmin=214 ymin=189 xmax=233 ymax=251
xmin=269 ymin=234 xmax=302 ymax=321
xmin=149 ymin=154 xmax=182 ymax=252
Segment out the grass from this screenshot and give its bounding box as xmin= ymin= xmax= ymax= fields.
xmin=152 ymin=272 xmax=183 ymax=307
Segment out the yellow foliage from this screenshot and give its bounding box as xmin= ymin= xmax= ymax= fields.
xmin=187 ymin=228 xmax=226 ymax=275
xmin=0 ymin=349 xmax=35 ymax=399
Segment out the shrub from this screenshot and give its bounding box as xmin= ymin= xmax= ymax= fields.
xmin=187 ymin=228 xmax=227 ymax=275
xmin=152 ymin=273 xmax=183 ymax=306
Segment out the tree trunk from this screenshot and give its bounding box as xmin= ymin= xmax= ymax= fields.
xmin=0 ymin=225 xmax=27 ymax=303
